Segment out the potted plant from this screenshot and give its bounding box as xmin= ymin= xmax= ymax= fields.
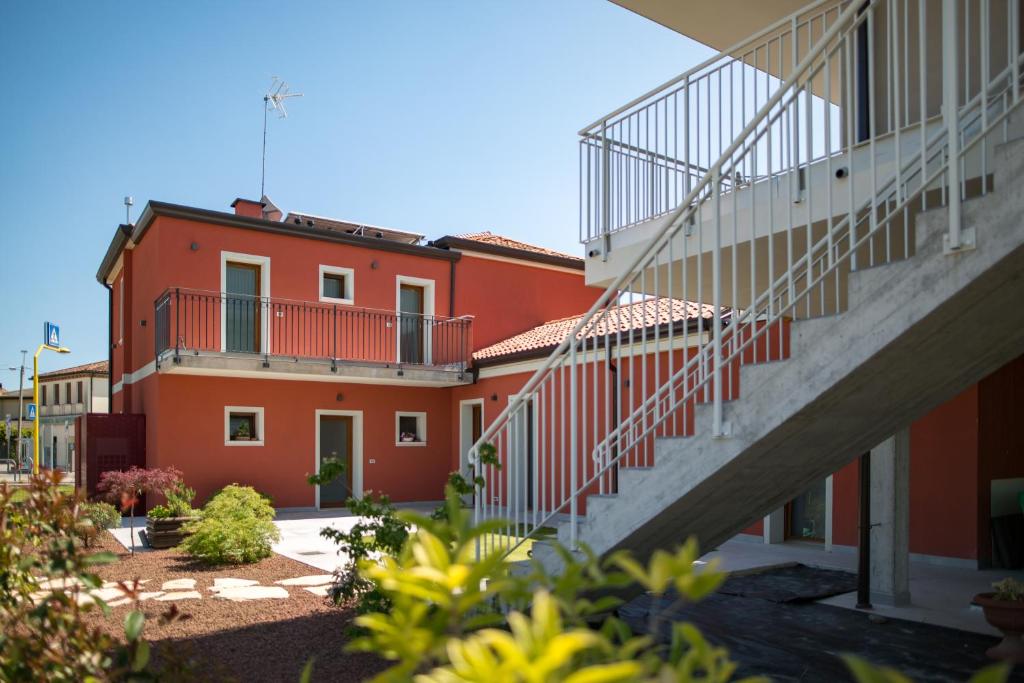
xmin=145 ymin=481 xmax=199 ymax=549
xmin=233 ymin=421 xmax=252 ymax=441
xmin=974 ymin=577 xmax=1024 ymax=663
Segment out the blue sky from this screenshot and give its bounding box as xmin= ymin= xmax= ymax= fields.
xmin=0 ymin=1 xmax=710 ymax=389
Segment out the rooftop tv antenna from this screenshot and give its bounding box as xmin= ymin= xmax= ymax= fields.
xmin=261 ymin=77 xmax=303 ymax=197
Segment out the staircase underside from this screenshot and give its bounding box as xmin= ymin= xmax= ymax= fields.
xmin=540 ymin=137 xmax=1024 ymax=570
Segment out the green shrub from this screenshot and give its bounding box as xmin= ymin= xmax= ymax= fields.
xmin=181 ymin=484 xmax=280 ymax=564
xmin=82 ymin=501 xmax=120 ymax=530
xmin=147 ymin=482 xmax=197 ymax=520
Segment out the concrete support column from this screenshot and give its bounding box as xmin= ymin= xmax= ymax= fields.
xmin=763 ymin=507 xmax=786 ymax=544
xmin=869 ymin=428 xmax=911 ymax=606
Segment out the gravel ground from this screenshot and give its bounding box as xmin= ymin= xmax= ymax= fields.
xmin=81 ymin=533 xmax=387 ymax=682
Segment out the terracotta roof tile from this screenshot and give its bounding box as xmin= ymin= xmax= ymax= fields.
xmin=455 ymin=231 xmax=581 ymax=261
xmin=38 ymin=360 xmax=109 ymax=379
xmin=473 ymin=299 xmax=721 ymax=362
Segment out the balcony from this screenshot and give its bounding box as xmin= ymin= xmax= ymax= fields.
xmin=578 ymin=0 xmax=1023 ymax=305
xmin=154 ymin=288 xmax=473 ymax=386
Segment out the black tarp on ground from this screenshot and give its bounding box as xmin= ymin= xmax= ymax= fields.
xmin=618 ymin=564 xmax=1024 ymax=682
xmin=716 ymin=563 xmax=859 ymax=603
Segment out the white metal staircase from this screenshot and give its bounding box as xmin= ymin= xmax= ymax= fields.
xmin=472 ymin=0 xmax=1024 ymax=567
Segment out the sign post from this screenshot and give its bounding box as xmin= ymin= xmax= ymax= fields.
xmin=33 ymin=322 xmax=70 ymax=476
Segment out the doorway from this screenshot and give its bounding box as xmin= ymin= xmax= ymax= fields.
xmin=317 ymin=413 xmax=356 ymax=508
xmin=786 ymin=477 xmax=828 ymax=542
xmin=508 ymin=396 xmax=536 ymax=513
xmin=459 ymin=399 xmax=484 ymax=505
xmin=225 ymin=261 xmax=262 ymax=353
xmin=398 ymin=283 xmax=425 ymax=364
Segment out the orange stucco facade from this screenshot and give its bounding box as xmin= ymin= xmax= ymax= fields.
xmin=106 ymin=201 xmax=600 ymax=509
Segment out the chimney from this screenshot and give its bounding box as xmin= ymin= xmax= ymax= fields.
xmin=230 ymin=198 xmax=265 ymax=218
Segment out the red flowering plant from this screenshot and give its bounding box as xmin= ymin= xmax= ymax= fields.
xmin=98 ymin=466 xmax=183 ymax=555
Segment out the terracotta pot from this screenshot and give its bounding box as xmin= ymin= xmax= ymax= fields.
xmin=974 ymin=592 xmax=1024 ymax=663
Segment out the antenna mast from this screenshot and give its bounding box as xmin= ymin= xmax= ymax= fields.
xmin=260 ymin=77 xmax=303 ymax=198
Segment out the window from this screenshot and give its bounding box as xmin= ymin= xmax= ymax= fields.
xmin=65 ymin=382 xmax=71 ymax=404
xmin=319 ymin=265 xmax=355 ymax=304
xmin=395 ymin=411 xmax=426 ymax=446
xmin=224 ymin=406 xmax=264 ymax=446
xmin=41 ymin=386 xmax=47 ymax=406
xmin=54 ymin=384 xmax=59 ymax=405
xmin=76 ymin=381 xmax=83 ymax=403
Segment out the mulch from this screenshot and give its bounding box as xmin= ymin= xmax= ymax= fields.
xmin=81 ymin=533 xmax=388 ymax=682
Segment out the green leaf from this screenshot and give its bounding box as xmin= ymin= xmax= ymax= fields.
xmin=124 ymin=610 xmax=145 ymax=642
xmin=842 ymin=655 xmax=914 ymax=683
xmin=82 ymin=551 xmax=118 ymax=566
xmin=967 ymin=663 xmax=1011 ymax=683
xmin=132 ymin=640 xmax=150 ymax=671
xmin=563 ymin=662 xmax=644 ymax=683
xmin=299 ymin=657 xmax=316 ymax=683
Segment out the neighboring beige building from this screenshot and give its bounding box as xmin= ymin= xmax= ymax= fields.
xmin=36 ymin=361 xmax=109 ymax=471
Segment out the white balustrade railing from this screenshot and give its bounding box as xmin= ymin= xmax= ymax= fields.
xmin=476 ymin=0 xmax=1022 ymax=561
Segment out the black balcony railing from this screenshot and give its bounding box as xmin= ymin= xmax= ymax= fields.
xmin=155 ymin=288 xmax=472 ymax=371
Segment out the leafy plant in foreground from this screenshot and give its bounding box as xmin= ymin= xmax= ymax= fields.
xmin=0 ymin=471 xmax=183 ymax=681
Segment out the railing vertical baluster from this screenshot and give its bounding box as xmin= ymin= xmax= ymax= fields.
xmin=174 ymin=288 xmax=180 ymax=363
xmin=712 ymin=168 xmax=723 ymax=437
xmin=943 ymin=0 xmax=962 ymax=250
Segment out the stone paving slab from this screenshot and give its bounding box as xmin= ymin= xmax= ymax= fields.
xmin=156 ymin=590 xmax=202 ymax=601
xmin=275 ymin=575 xmax=334 ymax=587
xmin=212 ymin=585 xmax=290 ymax=601
xmin=210 ymin=578 xmax=260 ymax=590
xmin=161 ymin=578 xmax=197 ymax=590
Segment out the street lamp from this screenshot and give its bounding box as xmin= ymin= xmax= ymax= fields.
xmin=33 ymin=343 xmax=70 ymax=476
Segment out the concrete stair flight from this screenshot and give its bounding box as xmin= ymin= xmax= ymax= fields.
xmin=532 ymin=136 xmax=1024 ymax=572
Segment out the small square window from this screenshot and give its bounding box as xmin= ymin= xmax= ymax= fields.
xmin=319 ymin=265 xmax=354 ymax=304
xmin=323 ymin=273 xmax=346 ymax=300
xmin=396 ymin=412 xmax=426 ymax=446
xmin=225 ymin=406 xmax=264 ymax=446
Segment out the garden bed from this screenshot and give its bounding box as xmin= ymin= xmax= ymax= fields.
xmin=82 ymin=532 xmax=386 ymax=682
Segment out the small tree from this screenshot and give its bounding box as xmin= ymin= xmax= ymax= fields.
xmin=98 ymin=466 xmax=182 ymax=555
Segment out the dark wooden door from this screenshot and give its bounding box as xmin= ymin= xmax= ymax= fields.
xmin=225 ymin=262 xmax=261 ymax=353
xmin=399 ymin=284 xmax=425 ymax=364
xmin=318 ymin=415 xmax=353 ymax=508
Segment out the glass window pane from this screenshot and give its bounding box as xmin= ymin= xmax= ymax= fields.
xmin=323 ymin=274 xmax=345 ymax=299
xmin=229 ymin=413 xmax=257 ymax=441
xmin=398 ymin=415 xmax=420 ymax=442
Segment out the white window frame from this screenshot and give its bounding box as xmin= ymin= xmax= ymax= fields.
xmin=220 ymin=251 xmax=271 ymax=354
xmin=314 ymin=409 xmax=364 ymax=509
xmin=395 ymin=411 xmax=427 ymax=447
xmin=318 ymin=264 xmax=355 ymax=305
xmin=395 ymin=275 xmax=436 ymax=365
xmin=224 ymin=405 xmax=265 ymax=446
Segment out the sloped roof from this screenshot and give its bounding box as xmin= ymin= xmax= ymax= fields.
xmin=37 ymin=360 xmax=109 ymax=379
xmin=473 ymin=298 xmax=721 ymax=363
xmin=454 ymin=231 xmax=580 ymax=261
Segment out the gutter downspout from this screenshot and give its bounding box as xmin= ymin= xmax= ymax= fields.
xmin=103 ymin=282 xmax=113 ymax=414
xmin=449 ymin=259 xmax=456 ymax=318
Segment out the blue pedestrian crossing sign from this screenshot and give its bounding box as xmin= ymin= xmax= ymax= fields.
xmin=44 ymin=322 xmax=60 ymax=348
xmin=27 ymin=404 xmax=36 ymax=421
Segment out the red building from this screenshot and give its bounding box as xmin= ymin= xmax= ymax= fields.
xmin=95 ymin=195 xmax=1022 ymax=572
